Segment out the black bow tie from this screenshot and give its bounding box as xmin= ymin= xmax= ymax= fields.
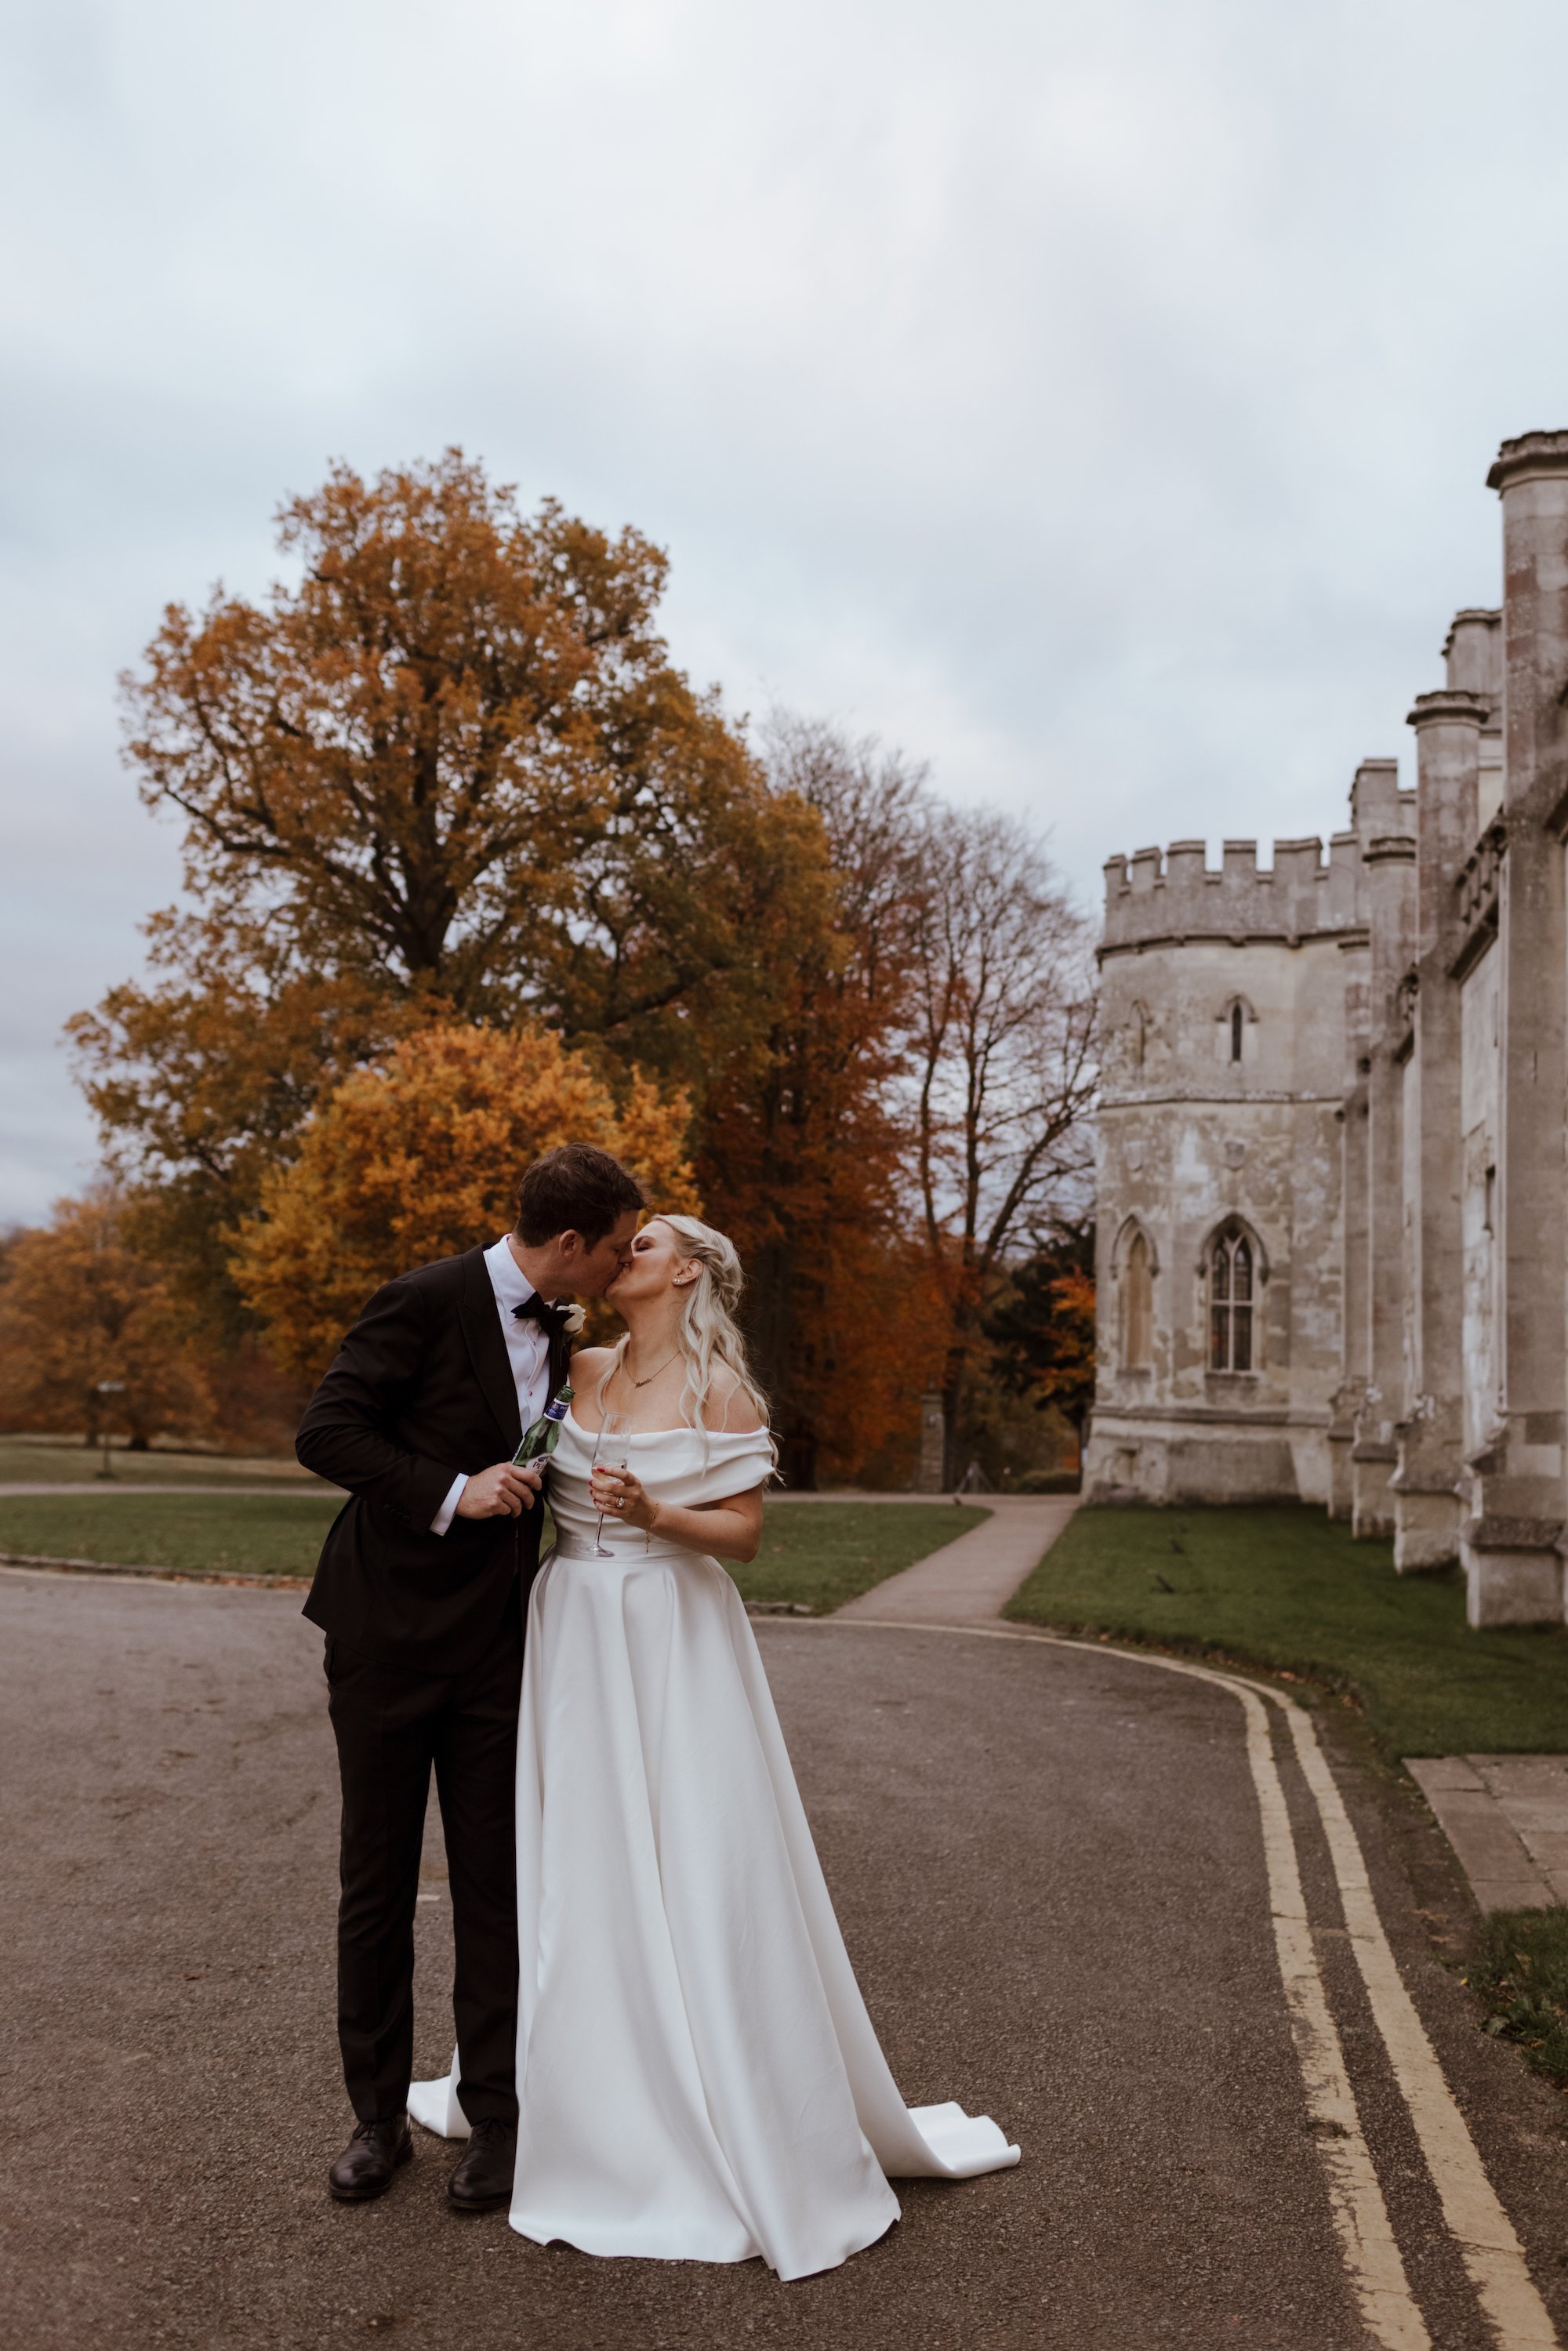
xmin=513 ymin=1294 xmax=565 ymax=1335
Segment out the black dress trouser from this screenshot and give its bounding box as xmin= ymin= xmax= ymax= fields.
xmin=325 ymin=1580 xmax=524 ymax=2128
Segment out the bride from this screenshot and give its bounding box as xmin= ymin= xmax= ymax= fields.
xmin=410 ymin=1213 xmax=1018 ymax=2280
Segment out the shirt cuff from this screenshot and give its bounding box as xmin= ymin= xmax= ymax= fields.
xmin=430 ymin=1472 xmax=469 ymax=1536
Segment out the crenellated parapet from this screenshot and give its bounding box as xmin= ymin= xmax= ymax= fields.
xmin=1101 ymin=832 xmax=1365 ymax=952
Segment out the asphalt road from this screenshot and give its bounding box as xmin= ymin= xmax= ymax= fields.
xmin=3 ymin=1569 xmax=1565 ymax=2351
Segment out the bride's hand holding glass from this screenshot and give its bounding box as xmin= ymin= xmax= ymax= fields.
xmin=589 ymin=1460 xmax=659 ymax=1539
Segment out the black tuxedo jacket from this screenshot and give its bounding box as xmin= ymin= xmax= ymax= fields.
xmin=296 ymin=1247 xmax=569 ymax=1674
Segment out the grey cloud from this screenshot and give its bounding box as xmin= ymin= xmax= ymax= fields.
xmin=2 ymin=0 xmax=1566 ymax=1217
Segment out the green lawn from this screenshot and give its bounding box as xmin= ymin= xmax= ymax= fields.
xmin=1006 ymin=1504 xmax=1568 ymax=1758
xmin=1465 ymin=1907 xmax=1568 ymax=2089
xmin=0 ymin=1489 xmax=985 ymax=1608
xmin=732 ymin=1501 xmax=989 ymax=1615
xmin=0 ymin=1437 xmax=322 ymax=1487
xmin=0 ymin=1492 xmax=342 ymax=1578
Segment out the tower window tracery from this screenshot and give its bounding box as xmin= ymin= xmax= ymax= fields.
xmin=1208 ymin=1224 xmax=1255 ymax=1371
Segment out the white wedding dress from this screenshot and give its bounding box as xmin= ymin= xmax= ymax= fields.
xmin=408 ymin=1412 xmax=1018 ymax=2280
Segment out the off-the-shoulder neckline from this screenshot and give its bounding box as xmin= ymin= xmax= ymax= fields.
xmin=564 ymin=1405 xmax=768 ymax=1442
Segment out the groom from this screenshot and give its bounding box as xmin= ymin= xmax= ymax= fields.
xmin=296 ymin=1142 xmax=646 ymax=2211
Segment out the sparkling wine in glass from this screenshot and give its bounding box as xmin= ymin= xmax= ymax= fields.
xmin=592 ymin=1411 xmax=630 ymax=1557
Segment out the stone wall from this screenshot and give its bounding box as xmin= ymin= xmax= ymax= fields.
xmin=1085 ymin=430 xmax=1568 ymax=1628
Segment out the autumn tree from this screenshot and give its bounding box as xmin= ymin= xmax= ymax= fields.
xmin=695 ymin=717 xmax=946 ymax=1485
xmin=0 ymin=1188 xmax=211 ymax=1447
xmin=696 ymin=720 xmax=1098 ymax=1487
xmin=71 ymin=452 xmax=807 ymax=1324
xmin=983 ymin=1219 xmax=1097 ymax=1458
xmin=231 ymin=1022 xmax=699 ymax=1382
xmin=64 ymin=448 xmax=1098 ymax=1483
xmin=908 ymin=807 xmax=1097 ymax=1482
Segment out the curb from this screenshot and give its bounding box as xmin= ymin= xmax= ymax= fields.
xmin=0 ymin=1550 xmax=312 ymax=1592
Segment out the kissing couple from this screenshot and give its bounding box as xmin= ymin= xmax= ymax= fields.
xmin=296 ymin=1141 xmax=1018 ymax=2283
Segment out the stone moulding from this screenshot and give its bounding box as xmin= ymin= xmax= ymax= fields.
xmin=1365 ymin=834 xmax=1417 ymax=865
xmin=1091 ymin=1402 xmax=1323 ymax=1429
xmin=1462 ymin=1514 xmax=1565 ymax=1554
xmin=1485 ymin=428 xmax=1568 ymax=491
xmin=1449 ymin=841 xmax=1504 ymax=980
xmin=1100 ymin=1087 xmax=1345 ymax=1107
xmin=1098 ymin=926 xmax=1367 ymax=961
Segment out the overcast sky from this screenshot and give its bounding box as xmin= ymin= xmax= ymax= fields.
xmin=3 ymin=0 xmax=1567 ymax=1222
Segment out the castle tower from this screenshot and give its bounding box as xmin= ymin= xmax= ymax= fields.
xmin=1083 ymin=835 xmax=1364 ymax=1505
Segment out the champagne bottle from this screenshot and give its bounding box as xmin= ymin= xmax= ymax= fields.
xmin=514 ymin=1383 xmax=573 ymax=1468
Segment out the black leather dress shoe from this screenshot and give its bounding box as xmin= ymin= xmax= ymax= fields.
xmin=447 ymin=2118 xmax=517 ymax=2212
xmin=328 ymin=2115 xmax=412 ymax=2203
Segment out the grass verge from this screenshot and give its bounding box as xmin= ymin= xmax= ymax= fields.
xmin=1464 ymin=1908 xmax=1568 ymax=2091
xmin=0 ymin=1490 xmax=986 ymax=1609
xmin=1004 ymin=1504 xmax=1568 ymax=1758
xmin=0 ymin=1492 xmax=342 ymax=1578
xmin=0 ymin=1437 xmax=322 ymax=1487
xmin=732 ymin=1501 xmax=989 ymax=1614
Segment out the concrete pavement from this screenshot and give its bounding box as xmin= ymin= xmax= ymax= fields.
xmin=1407 ymin=1754 xmax=1568 ymax=1912
xmin=834 ymin=1496 xmax=1076 ymax=1625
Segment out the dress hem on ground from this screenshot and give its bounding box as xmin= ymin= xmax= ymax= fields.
xmin=410 ymin=1418 xmax=1018 ymax=2282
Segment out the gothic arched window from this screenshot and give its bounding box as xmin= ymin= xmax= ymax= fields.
xmin=1209 ymin=1225 xmax=1254 ymax=1371
xmin=1216 ymin=996 xmax=1255 ymax=1066
xmin=1122 ymin=1228 xmax=1153 ymax=1368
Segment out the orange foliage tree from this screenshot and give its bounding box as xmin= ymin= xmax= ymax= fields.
xmin=61 ymin=452 xmax=1098 ymax=1481
xmin=982 ymin=1221 xmax=1098 ymax=1457
xmin=230 ymin=1023 xmax=699 ymax=1382
xmin=697 ymin=720 xmax=950 ymax=1485
xmin=0 ymin=1188 xmax=211 ymax=1446
xmin=70 ymin=451 xmax=801 ymax=1327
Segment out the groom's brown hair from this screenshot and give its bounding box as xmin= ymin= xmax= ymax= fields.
xmin=515 ymin=1144 xmax=646 ymax=1248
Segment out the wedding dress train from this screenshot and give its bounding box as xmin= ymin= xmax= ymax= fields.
xmin=409 ymin=1414 xmax=1018 ymax=2280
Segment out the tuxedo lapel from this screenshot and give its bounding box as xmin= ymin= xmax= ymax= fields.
xmin=457 ymin=1249 xmax=523 ymax=1452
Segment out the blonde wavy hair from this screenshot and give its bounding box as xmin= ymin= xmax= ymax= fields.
xmin=598 ymin=1214 xmax=776 ymax=1464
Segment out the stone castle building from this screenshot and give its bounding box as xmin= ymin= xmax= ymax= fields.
xmin=1083 ymin=430 xmax=1568 ymax=1627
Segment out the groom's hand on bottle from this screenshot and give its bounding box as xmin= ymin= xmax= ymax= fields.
xmin=455 ymin=1462 xmax=543 ymax=1518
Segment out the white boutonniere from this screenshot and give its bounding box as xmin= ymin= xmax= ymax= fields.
xmin=561 ymin=1303 xmax=587 ymax=1336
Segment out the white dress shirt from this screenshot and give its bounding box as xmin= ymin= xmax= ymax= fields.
xmin=430 ymin=1236 xmax=557 ymax=1536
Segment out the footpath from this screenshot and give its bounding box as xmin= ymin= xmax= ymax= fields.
xmin=1406 ymin=1754 xmax=1568 ymax=1913
xmin=833 ymin=1494 xmax=1077 ymax=1624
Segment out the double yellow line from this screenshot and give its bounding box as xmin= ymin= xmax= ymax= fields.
xmin=808 ymin=1618 xmax=1559 ymax=2351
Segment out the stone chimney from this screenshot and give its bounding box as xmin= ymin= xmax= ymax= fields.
xmin=1443 ymin=608 xmax=1501 ymax=702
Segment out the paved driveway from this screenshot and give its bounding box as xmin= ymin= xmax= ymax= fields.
xmin=3 ymin=1568 xmax=1565 ymax=2350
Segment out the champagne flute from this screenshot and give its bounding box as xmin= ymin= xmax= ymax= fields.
xmin=592 ymin=1411 xmax=630 ymax=1557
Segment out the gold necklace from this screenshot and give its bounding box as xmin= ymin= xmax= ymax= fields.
xmin=627 ymin=1353 xmax=677 ymax=1391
